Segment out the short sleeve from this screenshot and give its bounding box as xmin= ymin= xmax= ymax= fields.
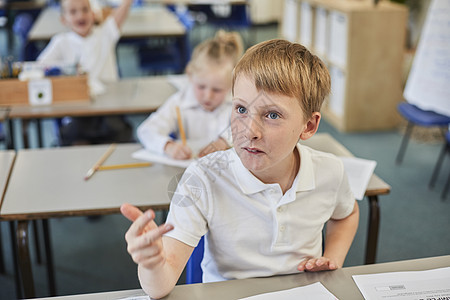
xmin=331 ymin=162 xmax=355 ymax=220
xmin=164 ymin=165 xmax=210 ymax=247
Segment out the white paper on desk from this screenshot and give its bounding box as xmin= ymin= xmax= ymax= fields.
xmin=339 ymin=157 xmax=376 ymax=201
xmin=239 ymin=282 xmax=338 ymax=300
xmin=352 ymin=267 xmax=450 ymax=300
xmin=117 ymin=296 xmax=149 ymax=300
xmin=132 ymin=149 xmax=194 ymax=168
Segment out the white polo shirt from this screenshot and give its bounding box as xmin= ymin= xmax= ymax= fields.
xmin=137 ymin=85 xmax=232 ymax=155
xmin=165 ymin=143 xmax=355 ymax=283
xmin=38 ymin=16 xmax=120 ymax=85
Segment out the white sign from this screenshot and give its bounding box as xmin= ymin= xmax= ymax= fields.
xmin=28 ymin=79 xmax=52 ymax=106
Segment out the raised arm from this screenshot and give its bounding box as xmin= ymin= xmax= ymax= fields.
xmin=121 ymin=203 xmax=194 ymax=299
xmin=112 ymin=0 xmax=134 ymax=29
xmin=297 ymin=201 xmax=359 ymax=272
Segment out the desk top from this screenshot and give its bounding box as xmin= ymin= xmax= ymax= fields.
xmin=32 ymin=255 xmax=450 ymax=300
xmin=0 ymin=143 xmax=183 ymax=220
xmin=0 ymin=150 xmax=15 ymax=207
xmin=8 ymin=76 xmax=177 ymax=119
xmin=301 ymin=133 xmax=390 ymax=197
xmin=28 ymin=5 xmax=185 ymax=42
xmin=0 ymin=133 xmax=389 ymax=220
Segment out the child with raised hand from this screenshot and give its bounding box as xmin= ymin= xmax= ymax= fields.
xmin=136 ymin=30 xmax=244 ymax=160
xmin=121 ymin=39 xmax=359 ymax=299
xmin=37 ymin=0 xmax=134 ymax=145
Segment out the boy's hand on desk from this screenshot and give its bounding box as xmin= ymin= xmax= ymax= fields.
xmin=165 ymin=141 xmax=192 ymax=160
xmin=121 ymin=203 xmax=174 ymax=269
xmin=297 ymin=257 xmax=338 ymax=272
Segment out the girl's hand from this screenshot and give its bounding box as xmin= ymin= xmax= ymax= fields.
xmin=297 ymin=256 xmax=338 ymax=272
xmin=165 ymin=141 xmax=192 ymax=160
xmin=198 ymin=138 xmax=229 ymax=157
xmin=121 ymin=203 xmax=174 ymax=269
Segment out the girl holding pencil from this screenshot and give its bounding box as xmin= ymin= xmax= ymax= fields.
xmin=137 ymin=30 xmax=244 ymax=160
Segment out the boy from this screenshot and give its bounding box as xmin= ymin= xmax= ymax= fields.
xmin=121 ymin=39 xmax=359 ymax=299
xmin=38 ymin=0 xmax=133 ymax=145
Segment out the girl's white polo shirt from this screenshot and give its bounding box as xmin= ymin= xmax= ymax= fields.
xmin=165 ymin=143 xmax=355 ymax=283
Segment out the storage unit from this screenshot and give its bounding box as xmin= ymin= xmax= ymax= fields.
xmin=281 ymin=0 xmax=408 ymax=132
xmin=0 ymin=75 xmax=90 ymax=106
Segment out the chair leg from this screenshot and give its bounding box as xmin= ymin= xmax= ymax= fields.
xmin=441 ymin=169 xmax=450 ymax=201
xmin=396 ymin=122 xmax=414 ymax=164
xmin=32 ymin=220 xmax=42 ymax=264
xmin=0 ymin=222 xmax=5 ymax=274
xmin=429 ymin=144 xmax=448 ymax=188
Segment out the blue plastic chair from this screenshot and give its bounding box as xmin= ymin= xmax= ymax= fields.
xmin=396 ymin=102 xmax=450 ymax=164
xmin=429 ymin=131 xmax=450 ymax=201
xmin=137 ymin=6 xmax=194 ymax=75
xmin=185 ymin=236 xmax=204 ymax=284
xmin=12 ymin=13 xmax=39 ymax=61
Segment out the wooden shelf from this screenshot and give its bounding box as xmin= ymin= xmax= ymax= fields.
xmin=281 ymin=0 xmax=408 ymax=132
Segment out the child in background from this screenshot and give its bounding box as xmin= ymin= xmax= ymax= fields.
xmin=121 ymin=39 xmax=359 ymax=299
xmin=136 ymin=30 xmax=243 ymax=159
xmin=37 ymin=0 xmax=134 ymax=145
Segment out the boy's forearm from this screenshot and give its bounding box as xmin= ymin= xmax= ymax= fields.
xmin=113 ymin=0 xmax=134 ymax=28
xmin=138 ymin=261 xmax=179 ymax=299
xmin=323 ymin=201 xmax=359 ymax=267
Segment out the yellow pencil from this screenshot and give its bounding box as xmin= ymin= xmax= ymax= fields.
xmin=98 ymin=162 xmax=152 ymax=170
xmin=84 ymin=144 xmax=116 ymax=180
xmin=176 ymin=105 xmax=187 ymax=146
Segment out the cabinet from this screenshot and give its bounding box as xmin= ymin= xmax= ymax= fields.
xmin=281 ymin=0 xmax=408 ymax=132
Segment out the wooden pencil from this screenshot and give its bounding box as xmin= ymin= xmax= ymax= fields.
xmin=176 ymin=105 xmax=187 ymax=146
xmin=84 ymin=144 xmax=116 ymax=180
xmin=98 ymin=162 xmax=152 ymax=170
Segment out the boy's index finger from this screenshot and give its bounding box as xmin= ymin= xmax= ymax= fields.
xmin=120 ymin=203 xmax=144 ymax=222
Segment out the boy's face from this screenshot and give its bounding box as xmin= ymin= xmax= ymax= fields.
xmin=61 ymin=0 xmax=95 ymax=37
xmin=189 ymin=64 xmax=232 ymax=112
xmin=231 ymin=75 xmax=320 ymax=180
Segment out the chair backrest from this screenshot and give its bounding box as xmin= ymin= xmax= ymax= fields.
xmin=185 ymin=236 xmax=204 ymax=284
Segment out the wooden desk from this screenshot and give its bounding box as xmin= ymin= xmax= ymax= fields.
xmin=302 ymin=133 xmax=391 ymax=265
xmin=0 ymin=150 xmax=15 ymax=209
xmin=0 ymin=143 xmax=184 ymax=298
xmin=7 ymin=76 xmax=177 ymax=149
xmin=32 ymin=255 xmax=450 ymax=300
xmin=28 ymin=5 xmax=185 ymax=42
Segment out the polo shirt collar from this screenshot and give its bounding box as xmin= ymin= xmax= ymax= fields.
xmin=231 ymin=143 xmax=316 ymax=195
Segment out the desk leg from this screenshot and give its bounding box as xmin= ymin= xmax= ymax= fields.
xmin=9 ymin=221 xmax=22 ymax=299
xmin=365 ymin=196 xmax=380 ymax=264
xmin=17 ymin=220 xmax=35 ymax=298
xmin=42 ymin=219 xmax=56 ymax=296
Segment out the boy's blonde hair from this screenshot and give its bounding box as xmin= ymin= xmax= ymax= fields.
xmin=186 ymin=30 xmax=244 ymax=74
xmin=232 ymin=39 xmax=331 ymax=120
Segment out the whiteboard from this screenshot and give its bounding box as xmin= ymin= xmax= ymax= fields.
xmin=403 ymin=0 xmax=450 ymax=116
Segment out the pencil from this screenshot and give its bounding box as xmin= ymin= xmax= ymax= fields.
xmin=176 ymin=105 xmax=187 ymax=146
xmin=84 ymin=143 xmax=116 ymax=180
xmin=98 ymin=162 xmax=152 ymax=170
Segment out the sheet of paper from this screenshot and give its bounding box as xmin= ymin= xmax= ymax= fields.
xmin=239 ymin=282 xmax=338 ymax=300
xmin=117 ymin=296 xmax=149 ymax=300
xmin=314 ymin=6 xmax=328 ymax=56
xmin=282 ymin=0 xmax=298 ymax=41
xmin=132 ymin=149 xmax=194 ymax=168
xmin=339 ymin=156 xmax=377 ymax=201
xmin=328 ymin=11 xmax=348 ymax=68
xmin=329 ymin=65 xmax=346 ymax=117
xmin=299 ymin=2 xmax=312 ymax=47
xmin=353 ymin=267 xmax=450 ymax=300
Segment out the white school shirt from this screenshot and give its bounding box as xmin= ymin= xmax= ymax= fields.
xmin=137 ymin=85 xmax=232 ymax=155
xmin=37 ymin=17 xmax=120 ymax=87
xmin=165 ymin=143 xmax=355 ymax=283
